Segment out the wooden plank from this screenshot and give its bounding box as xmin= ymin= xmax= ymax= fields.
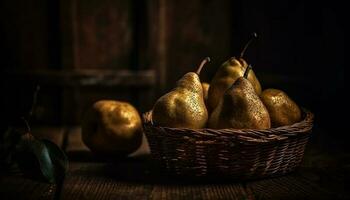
xmin=246 ymin=173 xmax=334 ymax=200
xmin=4 ymin=69 xmax=156 ymax=87
xmin=146 ymin=0 xmax=167 ymax=94
xmin=3 ymin=69 xmax=156 ymax=124
xmin=60 ymin=162 xmax=153 ymax=200
xmin=0 ymin=175 xmax=55 ymax=200
xmin=0 ymin=0 xmax=49 ymax=69
xmin=297 ymin=145 xmax=350 ymax=199
xmin=158 ymin=0 xmax=232 ymax=90
xmin=296 ymin=168 xmax=350 ymax=200
xmin=67 ymin=0 xmax=134 ymax=69
xmin=60 ymin=0 xmax=75 ymax=70
xmin=149 ymin=183 xmax=250 ymax=200
xmin=61 ymin=162 xmax=251 ymax=200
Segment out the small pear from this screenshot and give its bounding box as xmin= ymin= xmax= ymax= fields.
xmin=209 ymin=65 xmax=270 ymax=129
xmin=207 ymin=33 xmax=262 ymax=112
xmin=152 ymin=57 xmax=210 ymax=129
xmin=201 ymin=82 xmax=210 ymax=102
xmin=260 ymin=89 xmax=302 ymax=127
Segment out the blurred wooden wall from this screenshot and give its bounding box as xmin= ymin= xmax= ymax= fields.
xmin=0 ymin=0 xmax=234 ymax=125
xmin=0 ymin=0 xmax=344 ymax=136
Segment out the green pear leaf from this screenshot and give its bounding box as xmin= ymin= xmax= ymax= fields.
xmin=16 ymin=134 xmax=56 ymax=183
xmin=41 ymin=139 xmax=68 ymax=181
xmin=15 ymin=133 xmax=70 ymax=183
xmin=34 ymin=141 xmax=56 ymax=183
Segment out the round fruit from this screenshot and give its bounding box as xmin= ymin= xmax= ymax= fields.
xmin=81 ymin=100 xmax=143 ymax=156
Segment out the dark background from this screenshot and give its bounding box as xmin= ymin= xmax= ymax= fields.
xmin=0 ymin=0 xmax=345 ymax=150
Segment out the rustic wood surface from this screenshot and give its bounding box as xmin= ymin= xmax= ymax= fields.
xmin=0 ymin=175 xmax=56 ymax=200
xmin=0 ymin=127 xmax=348 ymax=200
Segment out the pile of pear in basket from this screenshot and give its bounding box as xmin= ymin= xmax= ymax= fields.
xmin=143 ymin=34 xmax=313 ymax=180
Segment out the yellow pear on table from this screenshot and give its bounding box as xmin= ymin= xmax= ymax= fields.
xmin=207 ymin=33 xmax=262 ymax=112
xmin=208 ymin=65 xmax=270 ymax=129
xmin=260 ymin=89 xmax=302 ymax=127
xmin=152 ymin=57 xmax=210 ymax=129
xmin=81 ymin=100 xmax=143 ymax=156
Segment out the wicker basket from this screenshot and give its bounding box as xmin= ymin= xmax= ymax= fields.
xmin=143 ymin=110 xmax=313 ymax=180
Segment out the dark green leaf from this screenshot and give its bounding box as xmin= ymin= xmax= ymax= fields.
xmin=16 ymin=134 xmax=56 ymax=183
xmin=42 ymin=139 xmax=69 ymax=181
xmin=35 ymin=142 xmax=56 ymax=183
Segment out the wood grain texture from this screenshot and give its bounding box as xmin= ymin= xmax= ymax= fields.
xmin=61 ymin=162 xmax=250 ymax=200
xmin=4 ymin=70 xmax=156 ymax=87
xmin=161 ymin=0 xmax=232 ymax=90
xmin=0 ymin=175 xmax=55 ymax=200
xmin=69 ymin=0 xmax=134 ymax=69
xmin=0 ymin=0 xmax=49 ymax=70
xmin=3 ymin=69 xmax=156 ymax=124
xmin=247 ymin=173 xmax=335 ymax=200
xmin=61 ymin=162 xmax=152 ymax=200
xmin=149 ymin=184 xmax=251 ymax=200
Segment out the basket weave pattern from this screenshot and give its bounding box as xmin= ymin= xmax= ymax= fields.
xmin=143 ymin=110 xmax=313 ymax=179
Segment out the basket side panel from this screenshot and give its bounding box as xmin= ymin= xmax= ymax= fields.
xmin=143 ymin=110 xmax=313 ymax=179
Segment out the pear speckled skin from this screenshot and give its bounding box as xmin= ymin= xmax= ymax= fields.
xmin=208 ymin=73 xmax=270 ymax=129
xmin=260 ymin=89 xmax=302 ymax=127
xmin=82 ymin=100 xmax=143 ymax=156
xmin=207 ymin=57 xmax=262 ymax=112
xmin=152 ymin=72 xmax=208 ymax=129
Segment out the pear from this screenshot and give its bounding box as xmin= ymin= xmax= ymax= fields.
xmin=207 ymin=33 xmax=262 ymax=112
xmin=201 ymin=82 xmax=210 ymax=102
xmin=82 ymin=100 xmax=143 ymax=156
xmin=152 ymin=57 xmax=210 ymax=129
xmin=208 ymin=65 xmax=270 ymax=129
xmin=260 ymin=89 xmax=302 ymax=127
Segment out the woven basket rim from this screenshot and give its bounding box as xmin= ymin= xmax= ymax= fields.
xmin=142 ymin=108 xmax=313 ymax=142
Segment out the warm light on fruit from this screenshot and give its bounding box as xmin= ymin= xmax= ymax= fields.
xmin=207 ymin=33 xmax=262 ymax=112
xmin=81 ymin=100 xmax=143 ymax=156
xmin=152 ymin=57 xmax=210 ymax=129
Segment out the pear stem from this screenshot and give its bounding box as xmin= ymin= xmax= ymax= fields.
xmin=29 ymin=85 xmax=40 ymax=118
xmin=21 ymin=117 xmax=31 ymax=133
xmin=240 ymin=32 xmax=258 ymax=58
xmin=196 ymin=57 xmax=210 ymax=75
xmin=244 ymin=65 xmax=252 ymax=79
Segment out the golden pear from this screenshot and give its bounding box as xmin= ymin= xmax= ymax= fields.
xmin=82 ymin=100 xmax=143 ymax=156
xmin=152 ymin=57 xmax=210 ymax=129
xmin=209 ymin=65 xmax=270 ymax=129
xmin=260 ymin=89 xmax=302 ymax=127
xmin=207 ymin=33 xmax=262 ymax=112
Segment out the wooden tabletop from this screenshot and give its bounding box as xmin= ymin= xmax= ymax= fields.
xmin=1 ymin=127 xmax=348 ymax=200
